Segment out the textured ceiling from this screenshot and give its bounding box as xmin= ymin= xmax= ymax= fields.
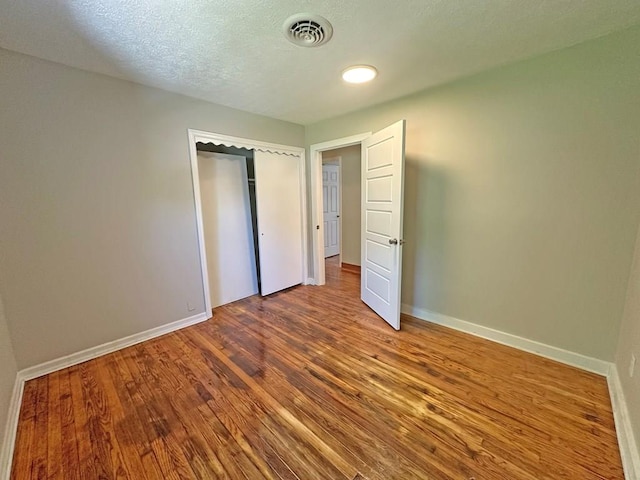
xmin=1 ymin=1 xmax=639 ymax=125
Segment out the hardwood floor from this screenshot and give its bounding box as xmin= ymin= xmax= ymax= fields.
xmin=11 ymin=258 xmax=623 ymax=479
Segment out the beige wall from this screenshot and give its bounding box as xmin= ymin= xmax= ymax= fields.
xmin=0 ymin=294 xmax=18 ymax=463
xmin=323 ymin=146 xmax=362 ymax=266
xmin=307 ymin=25 xmax=640 ymax=360
xmin=616 ymin=221 xmax=640 ymax=449
xmin=0 ymin=48 xmax=304 ymax=369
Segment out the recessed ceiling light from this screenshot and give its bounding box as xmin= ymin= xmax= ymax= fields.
xmin=342 ymin=65 xmax=378 ymax=84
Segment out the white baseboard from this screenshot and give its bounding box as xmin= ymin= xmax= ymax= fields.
xmin=305 ymin=277 xmax=316 ymax=286
xmin=401 ymin=304 xmax=611 ymax=375
xmin=608 ymin=365 xmax=640 ymax=480
xmin=20 ymin=311 xmax=210 ymax=381
xmin=0 ymin=375 xmax=25 ymax=480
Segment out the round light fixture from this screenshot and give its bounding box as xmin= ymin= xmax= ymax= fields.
xmin=342 ymin=65 xmax=378 ymax=84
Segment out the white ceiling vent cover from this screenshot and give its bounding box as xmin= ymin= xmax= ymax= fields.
xmin=283 ymin=14 xmax=333 ymax=47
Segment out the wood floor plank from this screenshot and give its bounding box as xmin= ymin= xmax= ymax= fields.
xmin=178 ymin=331 xmax=352 ymax=479
xmin=79 ymin=361 xmax=135 ymax=479
xmin=103 ymin=352 xmax=170 ymax=479
xmin=31 ymin=376 xmax=49 ymax=480
xmin=146 ymin=335 xmax=285 ymax=480
xmin=142 ymin=339 xmax=260 ymax=480
xmin=207 ymin=318 xmax=381 ymax=478
xmin=11 ymin=380 xmax=40 ymax=480
xmin=169 ymin=332 xmax=302 ymax=480
xmin=58 ymin=369 xmax=81 ymax=480
xmin=68 ymin=365 xmax=104 ymax=479
xmin=45 ymin=371 xmax=62 ymax=480
xmin=89 ymin=356 xmax=152 ymax=480
xmin=118 ymin=346 xmax=205 ymax=479
xmin=10 ymin=257 xmax=624 ymax=479
xmin=210 ymin=307 xmax=459 ymax=479
xmin=218 ymin=298 xmax=532 ymax=475
xmin=212 ymin=313 xmax=455 ymax=479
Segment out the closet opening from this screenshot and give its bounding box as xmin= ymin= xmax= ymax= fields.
xmin=187 ymin=129 xmax=309 ymax=316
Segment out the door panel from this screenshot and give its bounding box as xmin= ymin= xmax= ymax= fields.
xmin=197 ymin=152 xmax=258 ymax=307
xmin=254 ymin=151 xmax=303 ymax=296
xmin=366 ymin=210 xmax=392 ymax=236
xmin=323 ymin=164 xmax=340 ymax=257
xmin=366 ymin=176 xmax=393 ymax=202
xmin=365 ymin=269 xmax=391 ymax=302
xmin=366 ymin=240 xmax=392 ymax=271
xmin=361 ymin=120 xmax=406 ymax=329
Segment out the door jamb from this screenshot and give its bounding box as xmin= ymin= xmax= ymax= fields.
xmin=310 ymin=132 xmax=371 ymax=286
xmin=188 ymin=129 xmax=308 ymax=315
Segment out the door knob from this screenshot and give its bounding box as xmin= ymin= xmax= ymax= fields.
xmin=389 ymin=238 xmax=398 ymax=245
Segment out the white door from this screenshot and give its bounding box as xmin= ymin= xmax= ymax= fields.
xmin=254 ymin=150 xmax=304 ymax=296
xmin=323 ymin=164 xmax=340 ymax=258
xmin=197 ymin=152 xmax=258 ymax=307
xmin=361 ymin=120 xmax=406 ymax=330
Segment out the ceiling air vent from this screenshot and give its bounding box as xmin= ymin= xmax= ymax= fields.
xmin=283 ymin=14 xmax=333 ymax=47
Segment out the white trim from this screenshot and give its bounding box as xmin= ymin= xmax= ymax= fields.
xmin=401 ymin=303 xmax=611 ymax=375
xmin=0 ymin=375 xmax=24 ymax=480
xmin=189 ymin=129 xmax=302 ymax=156
xmin=305 ymin=277 xmax=316 ymax=286
xmin=299 ymin=149 xmax=309 ymax=283
xmin=187 ymin=129 xmax=308 ymax=307
xmin=19 ymin=311 xmax=209 ymax=381
xmin=188 ymin=131 xmax=213 ymax=314
xmin=608 ymin=365 xmax=640 ymax=480
xmin=310 ymin=132 xmax=371 ymax=285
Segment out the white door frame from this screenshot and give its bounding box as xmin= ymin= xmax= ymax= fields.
xmin=310 ymin=132 xmax=371 ymax=285
xmin=321 ymin=158 xmax=342 ymax=261
xmin=187 ymin=129 xmax=308 ymax=315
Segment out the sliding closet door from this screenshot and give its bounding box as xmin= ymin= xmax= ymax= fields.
xmin=197 ymin=151 xmax=259 ymax=307
xmin=254 ymin=151 xmax=303 ymax=295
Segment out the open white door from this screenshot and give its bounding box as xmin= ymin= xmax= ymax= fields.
xmin=254 ymin=150 xmax=304 ymax=296
xmin=361 ymin=120 xmax=406 ymax=330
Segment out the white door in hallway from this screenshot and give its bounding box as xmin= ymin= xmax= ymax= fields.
xmin=361 ymin=120 xmax=406 ymax=330
xmin=323 ymin=164 xmax=341 ymax=258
